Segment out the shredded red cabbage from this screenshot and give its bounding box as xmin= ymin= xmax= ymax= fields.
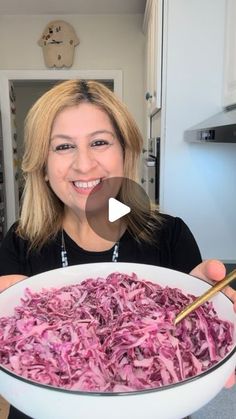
xmin=0 ymin=272 xmax=234 ymax=392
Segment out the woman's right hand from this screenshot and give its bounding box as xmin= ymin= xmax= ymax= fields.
xmin=0 ymin=275 xmax=27 ymax=292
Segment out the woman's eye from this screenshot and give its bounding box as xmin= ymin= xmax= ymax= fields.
xmin=54 ymin=144 xmax=76 ymax=153
xmin=91 ymin=140 xmax=110 ymax=148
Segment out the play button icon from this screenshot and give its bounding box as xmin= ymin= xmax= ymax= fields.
xmin=85 ymin=176 xmax=151 ymax=242
xmin=108 ymin=198 xmax=131 ymax=222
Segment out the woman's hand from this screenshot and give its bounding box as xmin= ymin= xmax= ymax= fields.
xmin=190 ymin=259 xmax=236 ymax=308
xmin=0 ymin=274 xmax=27 ymax=292
xmin=190 ymin=259 xmax=236 ymax=388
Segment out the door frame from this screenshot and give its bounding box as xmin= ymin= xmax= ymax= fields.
xmin=0 ymin=69 xmax=122 ymax=229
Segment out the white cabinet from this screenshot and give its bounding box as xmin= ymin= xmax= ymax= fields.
xmin=223 ymin=0 xmax=236 ymax=107
xmin=143 ymin=0 xmax=163 ymax=115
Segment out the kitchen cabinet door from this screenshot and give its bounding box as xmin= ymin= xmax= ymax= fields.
xmin=144 ymin=0 xmax=163 ymax=115
xmin=223 ymin=0 xmax=236 ymax=107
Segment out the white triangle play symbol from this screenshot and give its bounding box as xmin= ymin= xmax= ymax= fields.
xmin=108 ymin=198 xmax=131 ymax=222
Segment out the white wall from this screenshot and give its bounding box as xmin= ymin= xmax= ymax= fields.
xmin=0 ymin=14 xmax=145 ymax=135
xmin=158 ymin=0 xmax=236 ymax=262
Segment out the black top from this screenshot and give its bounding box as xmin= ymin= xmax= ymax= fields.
xmin=0 ymin=214 xmax=202 ymax=277
xmin=0 ymin=214 xmax=202 ymax=419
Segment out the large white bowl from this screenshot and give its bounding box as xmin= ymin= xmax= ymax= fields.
xmin=0 ymin=262 xmax=235 ymax=419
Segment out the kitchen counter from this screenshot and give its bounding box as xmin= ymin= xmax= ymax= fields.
xmin=192 ymin=385 xmax=236 ymax=418
xmin=0 ymin=396 xmax=9 ymax=419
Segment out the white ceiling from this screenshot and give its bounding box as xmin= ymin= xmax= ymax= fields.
xmin=0 ymin=0 xmax=146 ymax=15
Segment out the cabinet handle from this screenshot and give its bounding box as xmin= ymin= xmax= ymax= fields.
xmin=145 ymin=92 xmax=153 ymax=101
xmin=141 ymin=178 xmax=146 ymax=184
xmin=149 ymin=178 xmax=154 ymax=183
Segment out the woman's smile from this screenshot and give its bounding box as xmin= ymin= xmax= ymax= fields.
xmin=73 ymin=178 xmax=101 ymax=189
xmin=72 ymin=178 xmax=103 ymax=195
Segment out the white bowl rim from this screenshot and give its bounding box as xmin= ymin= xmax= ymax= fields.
xmin=0 ymin=262 xmax=235 ymax=396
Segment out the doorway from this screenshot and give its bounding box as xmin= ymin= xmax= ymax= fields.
xmin=0 ymin=70 xmax=122 ymax=230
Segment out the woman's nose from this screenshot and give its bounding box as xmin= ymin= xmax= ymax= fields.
xmin=71 ymin=148 xmax=97 ymax=173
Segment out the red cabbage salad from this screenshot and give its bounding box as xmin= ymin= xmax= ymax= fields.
xmin=0 ymin=272 xmax=234 ymax=392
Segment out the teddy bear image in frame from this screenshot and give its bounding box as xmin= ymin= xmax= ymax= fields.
xmin=38 ymin=20 xmax=79 ymax=68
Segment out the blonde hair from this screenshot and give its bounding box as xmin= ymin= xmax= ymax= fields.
xmin=18 ymin=79 xmax=162 ymax=248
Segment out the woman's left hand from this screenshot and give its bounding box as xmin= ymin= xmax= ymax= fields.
xmin=190 ymin=259 xmax=236 ymax=388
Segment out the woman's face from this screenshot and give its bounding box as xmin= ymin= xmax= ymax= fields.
xmin=46 ymin=103 xmax=124 ymax=216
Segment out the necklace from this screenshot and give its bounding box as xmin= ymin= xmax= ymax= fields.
xmin=61 ymin=230 xmax=120 ymax=267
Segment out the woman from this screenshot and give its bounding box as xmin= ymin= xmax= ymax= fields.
xmin=0 ymin=80 xmax=235 ymax=419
